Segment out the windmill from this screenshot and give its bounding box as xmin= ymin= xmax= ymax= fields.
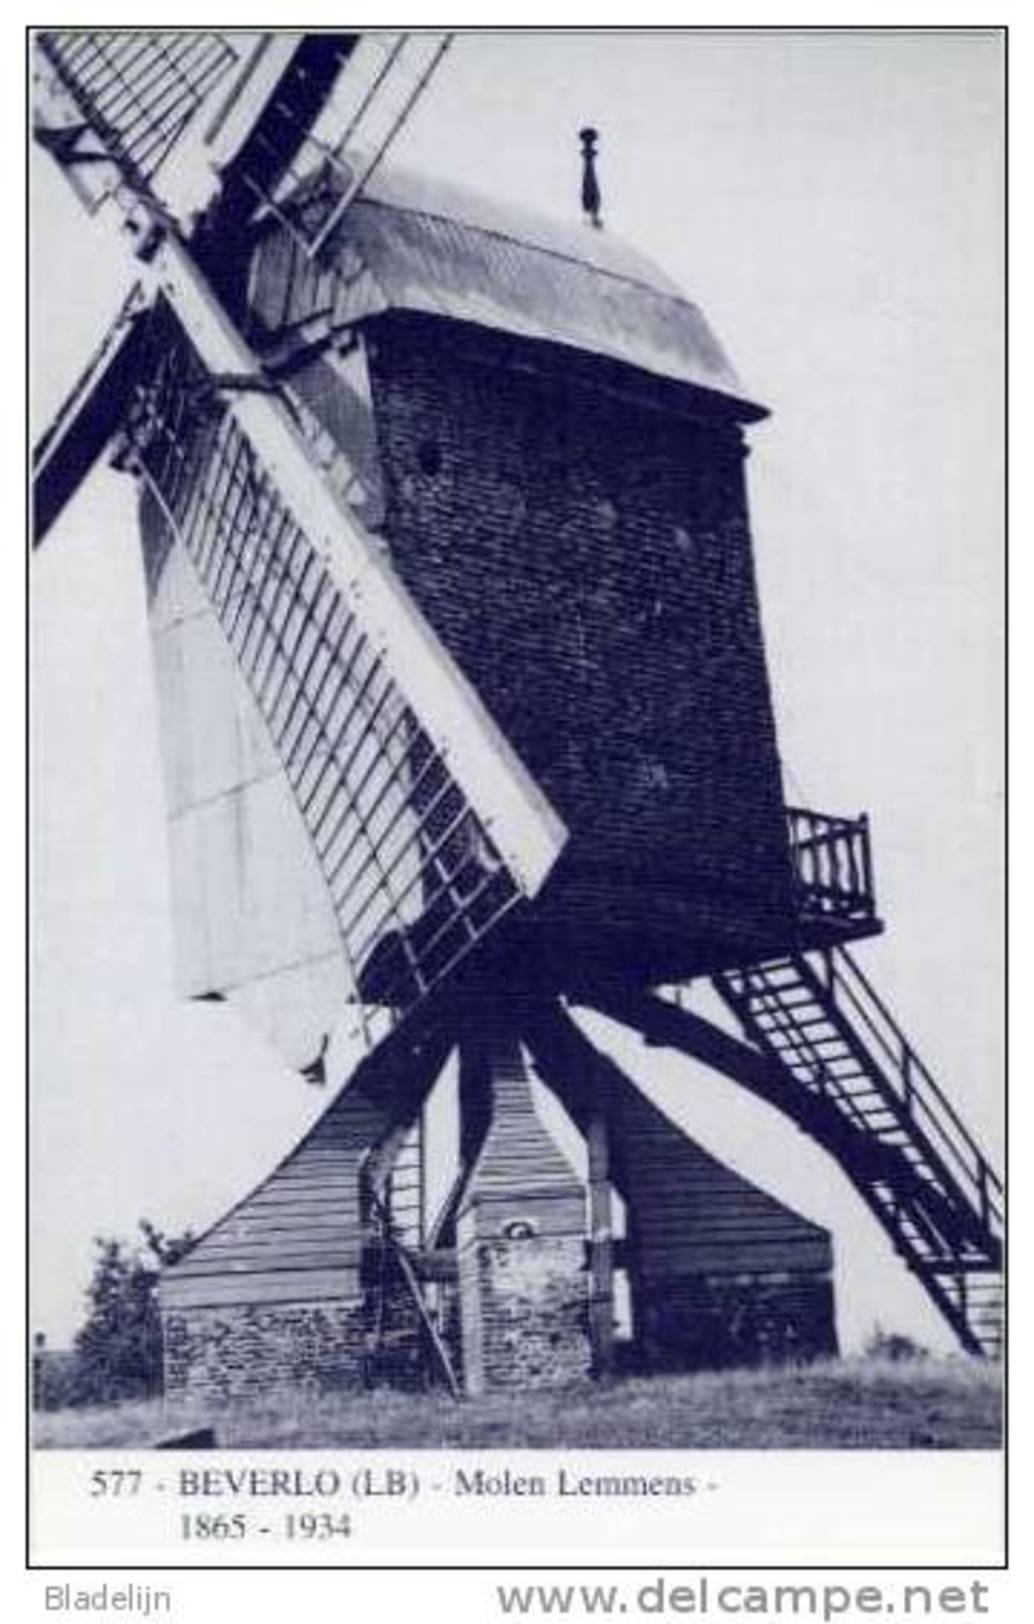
xmin=32 ymin=30 xmax=1002 ymax=1401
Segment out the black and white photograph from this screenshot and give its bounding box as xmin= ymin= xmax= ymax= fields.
xmin=28 ymin=23 xmax=1005 ymax=1569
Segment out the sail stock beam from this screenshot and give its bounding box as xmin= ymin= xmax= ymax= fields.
xmin=32 ymin=283 xmax=150 ymax=545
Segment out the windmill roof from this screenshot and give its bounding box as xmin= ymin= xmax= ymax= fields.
xmin=359 ymin=165 xmax=683 ymax=294
xmin=250 ymin=164 xmax=762 ymax=414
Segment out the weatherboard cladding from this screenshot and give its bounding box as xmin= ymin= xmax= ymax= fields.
xmin=614 ymin=1088 xmax=832 ymax=1283
xmin=240 ymin=167 xmax=792 ymax=983
xmin=158 ymin=1071 xmax=383 ymax=1312
xmin=524 ymin=1017 xmax=833 ymax=1292
xmin=157 ymin=1027 xmax=829 ymax=1364
xmin=159 ymin=1022 xmax=454 ymax=1317
xmin=459 ymin=1042 xmax=584 ymax=1211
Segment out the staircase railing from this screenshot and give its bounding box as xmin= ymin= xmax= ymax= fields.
xmin=820 ymin=946 xmax=1003 ymax=1242
xmin=787 ymin=806 xmax=877 ymax=927
xmin=710 ymin=950 xmax=1003 ymax=1354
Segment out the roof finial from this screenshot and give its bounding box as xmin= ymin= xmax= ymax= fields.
xmin=579 ymin=127 xmax=602 ymax=229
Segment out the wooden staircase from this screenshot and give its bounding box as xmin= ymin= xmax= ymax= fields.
xmin=362 ymin=1170 xmax=460 ymax=1395
xmin=713 ymin=946 xmax=1002 ymax=1357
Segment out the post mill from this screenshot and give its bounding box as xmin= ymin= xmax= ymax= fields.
xmin=32 ymin=31 xmax=1003 ymax=1400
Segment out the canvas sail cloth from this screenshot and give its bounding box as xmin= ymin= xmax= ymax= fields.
xmin=141 ymin=495 xmax=351 ymax=1070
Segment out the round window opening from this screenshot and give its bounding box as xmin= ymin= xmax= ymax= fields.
xmin=501 ymin=1217 xmax=538 ymax=1241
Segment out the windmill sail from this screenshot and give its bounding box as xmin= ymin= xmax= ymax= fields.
xmin=198 ymin=32 xmax=453 ymax=248
xmin=35 ymin=31 xmax=452 ymax=268
xmin=125 ymin=292 xmax=560 ymax=1046
xmin=32 ymin=31 xmax=567 ymax=1055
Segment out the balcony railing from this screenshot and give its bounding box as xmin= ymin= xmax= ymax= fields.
xmin=786 ymin=806 xmax=877 ymax=932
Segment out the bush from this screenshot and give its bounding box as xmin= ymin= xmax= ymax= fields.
xmin=865 ymin=1324 xmax=929 ymax=1363
xmin=48 ymin=1220 xmax=194 ymax=1408
xmin=32 ymin=1345 xmax=80 ymax=1412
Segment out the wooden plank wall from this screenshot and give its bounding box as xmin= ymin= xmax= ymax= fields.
xmin=524 ymin=1003 xmax=832 ymax=1284
xmin=159 ymin=1022 xmax=454 ymax=1311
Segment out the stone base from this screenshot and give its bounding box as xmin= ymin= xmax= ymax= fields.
xmin=161 ymin=1298 xmax=366 ymax=1403
xmin=459 ymin=1234 xmax=591 ymax=1393
xmin=635 ymin=1272 xmax=838 ymax=1372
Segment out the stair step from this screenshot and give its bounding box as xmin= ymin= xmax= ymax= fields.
xmin=756 ymin=1019 xmax=830 ymax=1039
xmin=775 ymin=1047 xmax=854 ymax=1069
xmin=745 ymin=991 xmax=804 ymax=1010
xmin=770 ymin=1041 xmax=853 ymax=1065
xmin=758 ymin=1011 xmax=820 ymax=1030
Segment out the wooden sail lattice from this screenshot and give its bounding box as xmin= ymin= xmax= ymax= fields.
xmin=37 ymin=31 xmax=239 ymax=194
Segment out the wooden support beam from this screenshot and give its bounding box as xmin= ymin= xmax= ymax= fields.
xmin=391 ymin=1238 xmax=462 ymax=1399
xmin=351 ymin=1019 xmax=456 ymax=1201
xmin=585 ymin=983 xmax=905 ymax=1183
xmin=586 ymin=1105 xmax=615 ymax=1378
xmin=585 ymin=983 xmax=984 ymax=1254
xmin=457 ymin=1029 xmax=493 ymax=1172
xmin=32 ymin=289 xmax=148 ymax=545
xmin=417 ymin=1099 xmax=427 ymax=1249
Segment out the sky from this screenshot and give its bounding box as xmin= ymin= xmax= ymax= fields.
xmin=30 ymin=29 xmax=1003 ymax=1352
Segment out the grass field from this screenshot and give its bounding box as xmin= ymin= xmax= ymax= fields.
xmin=33 ymin=1355 xmax=1001 ymax=1450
